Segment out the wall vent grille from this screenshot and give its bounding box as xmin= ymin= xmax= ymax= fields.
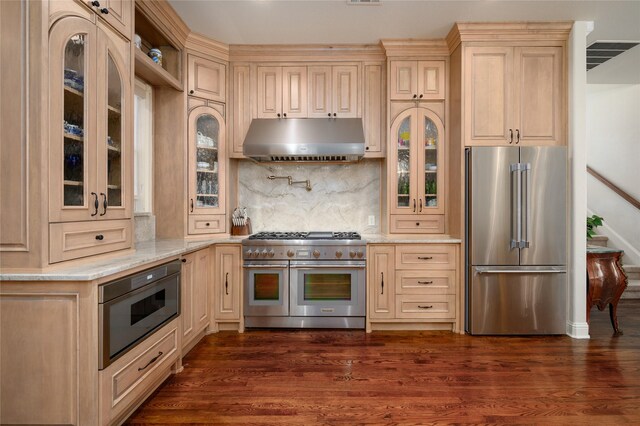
xmin=347 ymin=0 xmax=382 ymax=5
xmin=587 ymin=41 xmax=639 ymax=70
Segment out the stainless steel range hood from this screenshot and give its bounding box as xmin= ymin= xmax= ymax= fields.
xmin=242 ymin=118 xmax=365 ymax=162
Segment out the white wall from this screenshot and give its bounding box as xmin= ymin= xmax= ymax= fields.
xmin=586 ymin=84 xmax=640 ymax=264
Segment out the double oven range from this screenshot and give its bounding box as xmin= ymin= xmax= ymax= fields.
xmin=243 ymin=232 xmax=366 ymax=329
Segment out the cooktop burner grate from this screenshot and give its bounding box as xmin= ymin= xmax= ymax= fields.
xmin=248 ymin=231 xmax=361 ymax=240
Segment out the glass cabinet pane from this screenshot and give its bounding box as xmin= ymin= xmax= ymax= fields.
xmin=424 ymin=117 xmax=438 ymax=208
xmin=63 ymin=34 xmax=86 ymax=206
xmin=107 ymin=54 xmax=123 ymax=207
xmin=396 ymin=116 xmax=411 ymax=208
xmin=195 ymin=114 xmax=219 ymax=208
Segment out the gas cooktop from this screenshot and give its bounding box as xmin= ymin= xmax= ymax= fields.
xmin=248 ymin=231 xmax=361 ymax=240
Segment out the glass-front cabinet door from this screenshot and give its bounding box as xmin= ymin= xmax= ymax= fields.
xmin=418 ymin=109 xmax=445 ymax=215
xmin=188 ymin=106 xmax=226 ymax=215
xmin=49 ymin=17 xmax=98 ymax=222
xmin=389 ymin=109 xmax=418 ymax=215
xmin=96 ymin=22 xmax=131 ymax=220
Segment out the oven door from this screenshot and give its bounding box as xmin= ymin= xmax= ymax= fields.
xmin=99 ymin=273 xmax=179 ymax=369
xmin=243 ymin=261 xmax=289 ymax=316
xmin=290 ymin=261 xmax=365 ymax=317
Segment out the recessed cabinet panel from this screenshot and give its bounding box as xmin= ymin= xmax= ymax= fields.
xmin=363 ymin=63 xmax=385 ymax=155
xmin=332 ymin=66 xmax=358 ymax=117
xmin=307 ymin=66 xmax=332 ymax=118
xmin=257 ymin=66 xmax=282 ymax=118
xmin=188 ymin=55 xmax=226 ymax=102
xmin=215 ymin=245 xmax=241 ymax=321
xmin=282 ymin=67 xmax=307 ymax=118
xmin=368 ymin=246 xmax=395 ymax=319
xmin=101 ymin=0 xmax=132 ymax=39
xmin=231 ymin=65 xmax=251 ymax=157
xmin=390 ymin=61 xmax=417 ymax=100
xmin=417 ymin=61 xmax=445 ymax=100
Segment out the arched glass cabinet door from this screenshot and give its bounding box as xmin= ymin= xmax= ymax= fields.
xmin=49 ymin=18 xmax=97 ymax=222
xmin=389 ymin=109 xmax=418 ymax=215
xmin=418 ymin=109 xmax=445 ymax=215
xmin=189 ymin=106 xmax=226 ymax=216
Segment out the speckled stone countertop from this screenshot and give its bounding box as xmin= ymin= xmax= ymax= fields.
xmin=362 ymin=234 xmax=462 ymax=244
xmin=0 ymin=237 xmax=246 ymax=282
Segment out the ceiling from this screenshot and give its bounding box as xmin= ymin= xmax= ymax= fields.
xmin=168 ymin=0 xmax=640 ymax=46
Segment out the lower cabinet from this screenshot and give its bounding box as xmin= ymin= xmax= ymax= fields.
xmin=180 ymin=248 xmax=211 ymax=352
xmin=213 ymin=244 xmax=242 ymax=330
xmin=99 ymin=318 xmax=179 ymax=425
xmin=367 ymin=243 xmax=460 ymax=332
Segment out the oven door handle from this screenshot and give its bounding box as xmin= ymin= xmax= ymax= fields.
xmin=290 ymin=264 xmax=366 ymax=270
xmin=243 ymin=264 xmax=288 ymax=269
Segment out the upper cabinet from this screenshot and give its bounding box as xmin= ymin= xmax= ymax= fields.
xmin=188 ymin=54 xmax=226 ymax=103
xmin=389 ymin=60 xmax=445 ymax=101
xmin=257 ymin=66 xmax=307 ymax=118
xmin=49 ymin=0 xmax=133 ymax=40
xmin=308 ymin=65 xmax=358 ymax=118
xmin=363 ymin=63 xmax=385 ymax=155
xmin=48 ymin=14 xmax=132 ymax=262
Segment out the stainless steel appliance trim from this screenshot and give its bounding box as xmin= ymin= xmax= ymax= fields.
xmin=98 ymin=260 xmax=181 ymax=303
xmin=522 ymin=162 xmax=532 ymax=248
xmin=290 ymin=263 xmax=366 ymax=269
xmin=475 ymin=267 xmax=566 ymax=274
xmin=243 ymin=262 xmax=290 ymax=317
xmin=243 ymin=264 xmax=289 ymax=269
xmin=244 ymin=316 xmax=365 ymax=329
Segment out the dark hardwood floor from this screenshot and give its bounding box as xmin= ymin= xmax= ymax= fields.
xmin=126 ymin=300 xmax=640 ymax=424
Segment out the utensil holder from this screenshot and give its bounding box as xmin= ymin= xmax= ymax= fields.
xmin=231 ymin=218 xmax=252 ymax=236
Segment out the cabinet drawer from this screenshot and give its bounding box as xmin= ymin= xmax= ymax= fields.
xmin=49 ymin=219 xmax=132 ymax=263
xmin=100 ymin=319 xmax=178 ymax=424
xmin=396 ymin=294 xmax=455 ymax=319
xmin=188 ymin=215 xmax=225 ymax=235
xmin=396 ymin=270 xmax=455 ymax=295
xmin=395 ymin=244 xmax=456 ymax=270
xmin=390 ymin=215 xmax=444 ymax=234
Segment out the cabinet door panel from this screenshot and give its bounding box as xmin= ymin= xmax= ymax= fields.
xmin=101 ymin=0 xmax=132 ymax=39
xmin=282 ymin=66 xmax=307 ymax=118
xmin=257 ymin=66 xmax=282 ymax=118
xmin=363 ymin=63 xmax=384 ymax=155
xmin=417 ymin=109 xmax=445 ymax=215
xmin=215 ymin=245 xmax=241 ymax=320
xmin=332 ymin=65 xmax=358 ymax=117
xmin=464 ymin=47 xmax=513 ymax=146
xmin=417 ymin=61 xmax=445 ymax=100
xmin=368 ymin=246 xmax=395 ymax=319
xmin=390 ymin=60 xmax=417 ymax=100
xmin=515 ymin=47 xmax=564 ymax=145
xmin=188 ymin=55 xmax=226 ymax=102
xmin=307 ymin=66 xmax=332 ymax=118
xmin=389 ymin=110 xmax=419 ymax=215
xmin=194 ymin=249 xmax=210 ymax=332
xmin=181 ymin=252 xmax=195 ymax=347
xmin=231 ymin=65 xmax=251 ymax=157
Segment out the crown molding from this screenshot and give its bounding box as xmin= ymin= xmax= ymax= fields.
xmin=229 ymin=43 xmax=386 ymax=63
xmin=186 ymin=32 xmax=230 ymax=62
xmin=136 ymin=0 xmax=190 ymax=47
xmin=381 ymin=39 xmax=449 ymax=58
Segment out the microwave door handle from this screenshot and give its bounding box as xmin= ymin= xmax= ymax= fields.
xmin=522 ymin=163 xmax=531 ymax=248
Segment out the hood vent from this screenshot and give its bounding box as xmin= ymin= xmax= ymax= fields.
xmin=243 ymin=118 xmax=365 ymax=163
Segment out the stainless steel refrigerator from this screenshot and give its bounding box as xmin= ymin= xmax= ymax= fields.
xmin=465 ymin=147 xmax=567 ymax=335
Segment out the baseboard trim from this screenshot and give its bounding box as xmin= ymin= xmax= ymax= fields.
xmin=566 ymin=321 xmax=590 ymax=339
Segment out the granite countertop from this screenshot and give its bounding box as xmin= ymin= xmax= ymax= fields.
xmin=0 ymin=236 xmax=246 ymax=282
xmin=1 ymin=234 xmax=461 ymax=282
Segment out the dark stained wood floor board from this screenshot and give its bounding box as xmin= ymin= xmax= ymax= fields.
xmin=127 ymin=300 xmax=640 ymax=424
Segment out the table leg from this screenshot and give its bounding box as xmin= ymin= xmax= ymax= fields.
xmin=609 ymin=302 xmax=623 ymax=336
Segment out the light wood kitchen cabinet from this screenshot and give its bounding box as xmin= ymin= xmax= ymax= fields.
xmin=257 ymin=66 xmax=307 ymax=118
xmin=187 ymin=105 xmax=226 ymax=234
xmin=230 ymin=64 xmax=251 ymax=157
xmin=463 ymin=46 xmax=564 ymax=146
xmin=181 ymin=248 xmax=210 ymax=352
xmin=368 ymin=245 xmax=395 ymax=320
xmin=214 ymin=245 xmax=242 ymax=322
xmin=308 ymin=65 xmax=358 ymax=118
xmin=388 ymin=107 xmax=445 ymax=233
xmin=363 ymin=63 xmax=385 ymax=155
xmin=188 ymin=54 xmax=226 ymax=103
xmin=48 ymin=14 xmax=132 ymax=262
xmin=389 ymin=60 xmax=445 ymax=101
xmin=49 ymin=0 xmax=132 ymax=40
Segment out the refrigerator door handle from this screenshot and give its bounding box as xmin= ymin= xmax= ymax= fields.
xmin=522 ymin=163 xmax=532 ymax=248
xmin=475 ymin=267 xmax=566 ymax=274
xmin=509 ymin=163 xmax=522 ymax=249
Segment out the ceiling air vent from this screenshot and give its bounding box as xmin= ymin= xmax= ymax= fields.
xmin=347 ymin=0 xmax=381 ymax=5
xmin=587 ymin=41 xmax=639 ymax=71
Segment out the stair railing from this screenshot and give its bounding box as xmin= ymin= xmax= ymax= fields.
xmin=587 ymin=166 xmax=640 ymax=211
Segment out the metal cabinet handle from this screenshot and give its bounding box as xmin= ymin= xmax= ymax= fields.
xmin=418 ymin=281 xmax=433 ymax=285
xmin=91 ymin=0 xmax=100 ymax=7
xmin=91 ymin=192 xmax=99 ymax=216
xmin=100 ymin=192 xmax=107 ymax=216
xmin=381 ymin=272 xmax=384 ymax=295
xmin=413 ymin=199 xmax=416 ymax=212
xmin=95 ymin=234 xmax=104 ymax=241
xmin=225 ymin=272 xmax=229 ymax=295
xmin=509 ymin=129 xmax=514 ymax=144
xmin=418 ymin=305 xmax=433 ymax=309
xmin=137 ymin=351 xmax=163 ymax=372
xmin=419 ymin=199 xmax=422 ymax=212
xmin=100 ymin=7 xmax=108 ymax=14
xmin=516 ymin=129 xmax=520 ymax=144
xmin=417 ymin=256 xmax=433 ymax=260
xmin=190 ymin=199 xmax=194 ymax=213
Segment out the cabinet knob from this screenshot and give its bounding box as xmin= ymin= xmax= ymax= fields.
xmin=100 ymin=7 xmax=109 ymax=14
xmin=91 ymin=1 xmax=100 ymax=7
xmin=181 ymin=258 xmax=187 ymax=263
xmin=416 ymin=222 xmax=420 ymax=226
xmin=95 ymin=234 xmax=104 ymax=241
xmin=283 ymin=113 xmax=287 ymax=118
xmin=419 ymin=94 xmax=423 ymax=99
xmin=413 ymin=94 xmax=417 ymax=99
xmin=365 ymin=146 xmax=370 ymax=151
xmin=328 ymin=113 xmax=331 ymax=117
xmin=189 ymin=90 xmax=194 ymax=95
xmin=333 ymin=113 xmax=337 ymax=117
xmin=277 ymin=113 xmax=281 ymax=118
xmin=205 ymin=222 xmax=210 ymax=226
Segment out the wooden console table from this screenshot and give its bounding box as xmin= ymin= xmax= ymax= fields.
xmin=587 ymin=247 xmax=628 ymax=335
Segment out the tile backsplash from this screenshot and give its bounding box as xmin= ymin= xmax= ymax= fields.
xmin=238 ymin=160 xmax=381 ymax=233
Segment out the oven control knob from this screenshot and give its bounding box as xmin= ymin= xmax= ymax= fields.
xmin=349 ymin=250 xmax=357 ymax=258
xmin=312 ymin=250 xmax=321 ymax=258
xmin=287 ymin=250 xmax=295 ymax=258
xmin=245 ymin=250 xmax=252 ymax=258
xmin=356 ymin=251 xmax=364 ymax=259
xmin=335 ymin=250 xmax=343 ymax=258
xmin=268 ymin=249 xmax=275 ymax=258
xmin=261 ymin=249 xmax=268 ymax=257
xmin=252 ymin=250 xmax=260 ymax=258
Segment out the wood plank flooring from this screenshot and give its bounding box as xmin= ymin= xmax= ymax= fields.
xmin=126 ymin=300 xmax=640 ymax=424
